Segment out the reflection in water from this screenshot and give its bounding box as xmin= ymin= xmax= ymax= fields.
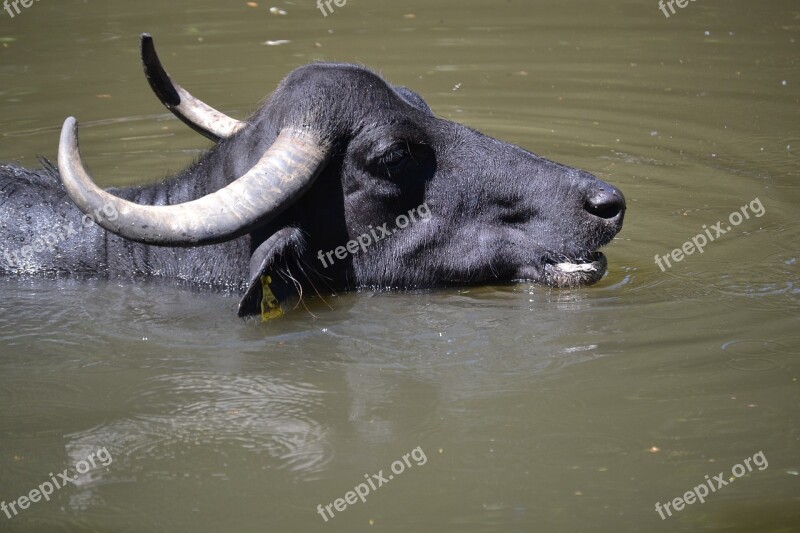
xmin=66 ymin=373 xmax=332 ymax=484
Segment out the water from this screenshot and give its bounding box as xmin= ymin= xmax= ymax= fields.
xmin=1 ymin=0 xmax=798 ymax=531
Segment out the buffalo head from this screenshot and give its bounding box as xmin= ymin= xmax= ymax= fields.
xmin=56 ymin=34 xmax=625 ymax=318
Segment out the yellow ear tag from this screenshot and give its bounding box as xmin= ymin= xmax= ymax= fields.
xmin=260 ymin=275 xmax=284 ymax=322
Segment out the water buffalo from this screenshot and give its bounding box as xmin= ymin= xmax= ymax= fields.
xmin=0 ymin=34 xmax=626 ymax=319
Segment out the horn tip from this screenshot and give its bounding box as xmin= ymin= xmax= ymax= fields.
xmin=58 ymin=117 xmax=80 ymax=163
xmin=140 ymin=33 xmax=155 ymax=58
xmin=140 ymin=34 xmax=181 ymax=108
xmin=61 ymin=116 xmax=78 ymax=135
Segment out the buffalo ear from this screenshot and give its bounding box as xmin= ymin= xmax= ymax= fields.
xmin=237 ymin=227 xmax=304 ymax=319
xmin=394 ymin=86 xmax=433 ymax=115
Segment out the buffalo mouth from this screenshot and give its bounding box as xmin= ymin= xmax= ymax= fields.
xmin=543 ymin=251 xmax=607 ymax=287
xmin=515 ymin=251 xmax=608 ymax=288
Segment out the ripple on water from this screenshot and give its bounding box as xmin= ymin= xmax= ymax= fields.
xmin=629 ymin=273 xmax=724 ymax=321
xmin=721 ymin=339 xmax=792 ymax=356
xmin=721 ymin=339 xmax=792 ymax=373
xmin=65 ymin=373 xmax=333 ymax=481
xmin=723 ymin=356 xmax=784 ymax=373
xmin=774 ymin=337 xmax=800 ymax=355
xmin=715 ymin=251 xmax=800 ymax=314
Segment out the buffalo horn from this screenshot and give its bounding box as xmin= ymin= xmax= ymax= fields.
xmin=57 ymin=116 xmax=328 ymax=246
xmin=140 ymin=33 xmax=246 ymax=142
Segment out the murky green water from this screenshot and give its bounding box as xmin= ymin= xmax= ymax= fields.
xmin=1 ymin=0 xmax=798 ymax=531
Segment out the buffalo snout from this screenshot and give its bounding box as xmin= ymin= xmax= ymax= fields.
xmin=584 ymin=181 xmax=626 ymax=224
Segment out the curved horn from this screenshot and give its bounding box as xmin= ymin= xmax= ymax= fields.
xmin=57 ymin=117 xmax=328 ymax=246
xmin=140 ymin=33 xmax=246 ymax=142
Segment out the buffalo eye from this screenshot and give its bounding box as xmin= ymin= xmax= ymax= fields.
xmin=372 ymin=142 xmax=413 ymax=175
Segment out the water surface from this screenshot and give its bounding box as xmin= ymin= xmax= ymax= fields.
xmin=1 ymin=0 xmax=798 ymax=531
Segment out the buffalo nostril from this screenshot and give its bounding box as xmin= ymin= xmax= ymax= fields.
xmin=585 ymin=185 xmax=626 ymax=220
